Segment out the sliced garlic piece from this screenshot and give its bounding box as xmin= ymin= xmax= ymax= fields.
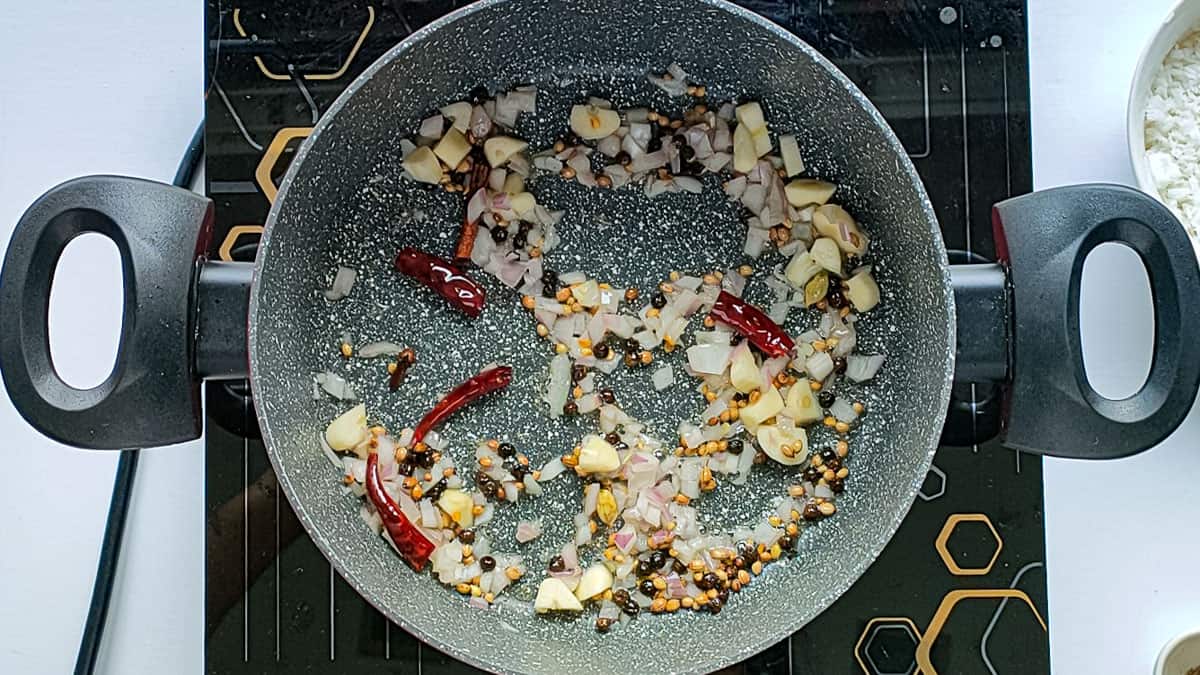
xmin=503 ymin=172 xmax=525 ymax=195
xmin=402 ymin=146 xmax=444 ymax=185
xmin=578 ymin=434 xmax=620 ymax=474
xmin=325 ymin=403 xmax=368 ymax=451
xmin=735 ymin=101 xmax=767 ymax=133
xmin=729 ymin=341 xmax=760 ymax=393
xmin=439 ymin=101 xmax=472 ymax=133
xmin=732 ymin=122 xmax=757 ymax=173
xmin=437 ymin=488 xmax=475 ymax=528
xmin=508 ymin=191 xmax=537 ymax=216
xmin=484 ymin=136 xmax=529 ymax=168
xmin=569 ymin=104 xmax=621 ymax=140
xmin=784 ymin=179 xmax=836 ymax=207
xmin=813 ymin=204 xmax=869 ymax=255
xmin=534 ymin=577 xmax=584 ymax=613
xmin=785 ymin=250 xmax=822 ymax=289
xmin=845 ymin=269 xmax=880 ymax=312
xmin=751 ymin=127 xmax=772 ymax=157
xmin=785 ymin=383 xmax=822 ymax=425
xmin=757 ymin=424 xmax=808 ymax=466
xmin=779 ymin=135 xmax=805 ymax=177
xmin=740 ymin=386 xmax=784 ymax=432
xmin=809 ymin=237 xmax=843 ymax=276
xmin=433 ymin=128 xmax=471 ymax=169
xmin=574 ymin=564 xmax=614 ymax=601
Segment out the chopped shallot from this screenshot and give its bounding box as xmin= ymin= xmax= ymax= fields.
xmin=314 ymin=372 xmax=357 ymax=401
xmin=516 ymin=520 xmax=543 ymax=543
xmin=356 ymin=341 xmax=404 ymax=359
xmin=323 ymin=266 xmax=357 ymax=302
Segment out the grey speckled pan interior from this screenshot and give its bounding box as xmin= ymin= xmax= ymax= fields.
xmin=248 ymin=0 xmax=955 ymax=672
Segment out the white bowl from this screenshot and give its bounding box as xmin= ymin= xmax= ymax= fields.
xmin=1155 ymin=627 xmax=1200 ymax=675
xmin=1127 ymin=0 xmax=1200 ymax=220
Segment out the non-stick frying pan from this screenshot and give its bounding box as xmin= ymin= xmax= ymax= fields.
xmin=3 ymin=1 xmax=1199 ymax=673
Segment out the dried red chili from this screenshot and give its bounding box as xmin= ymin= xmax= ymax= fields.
xmin=395 ymin=247 xmax=486 ymax=317
xmin=365 ymin=450 xmax=435 ymax=571
xmin=708 ymin=290 xmax=795 ymax=358
xmin=412 ymin=365 xmax=513 ymax=443
xmin=453 ymin=210 xmax=480 ymax=264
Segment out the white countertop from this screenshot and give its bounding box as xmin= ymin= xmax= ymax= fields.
xmin=0 ymin=1 xmax=1196 ymax=673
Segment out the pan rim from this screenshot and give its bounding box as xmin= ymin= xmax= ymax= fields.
xmin=247 ymin=0 xmax=955 ymax=672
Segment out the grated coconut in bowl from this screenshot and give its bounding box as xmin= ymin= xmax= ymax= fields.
xmin=1145 ymin=27 xmax=1200 ymax=240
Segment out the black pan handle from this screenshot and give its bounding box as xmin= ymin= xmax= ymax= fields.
xmin=990 ymin=183 xmax=1200 ymax=459
xmin=0 ymin=175 xmax=235 ymax=449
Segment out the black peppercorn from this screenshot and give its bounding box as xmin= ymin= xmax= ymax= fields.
xmin=593 ymin=342 xmax=610 ymax=359
xmin=616 ymin=151 xmax=632 ymax=166
xmin=595 ymin=617 xmax=614 ymax=633
xmin=729 ymin=333 xmax=744 ymax=346
xmin=490 ymin=226 xmax=508 ymax=243
xmin=612 ymin=588 xmax=630 ymax=606
xmin=512 ymin=233 xmax=527 ymax=249
xmin=563 ymin=400 xmax=578 ymax=415
xmin=479 ymin=556 xmax=496 ymax=572
xmin=604 ymin=432 xmax=621 ymax=445
xmin=624 ymin=338 xmax=641 ymax=355
xmin=639 ymin=579 xmax=656 ymax=596
xmin=636 ymin=559 xmax=655 ymax=578
xmin=468 ymin=85 xmax=490 ymax=104
xmin=701 ymin=572 xmax=720 ymax=590
xmin=708 ymin=596 xmax=724 ymax=614
xmin=727 ymin=438 xmax=744 ymax=455
xmin=778 ymin=535 xmax=795 ymax=551
xmin=802 ymin=502 xmax=823 ymax=521
xmin=458 ymin=529 xmax=476 ymax=545
xmin=829 ymin=477 xmax=846 ymax=494
xmin=541 ymin=269 xmax=558 ymax=288
xmin=802 ymin=466 xmax=821 ymax=483
xmin=679 ymin=144 xmax=695 ymax=163
xmin=497 ymin=442 xmax=516 ymax=459
xmin=571 ymin=364 xmax=588 ymax=382
xmin=826 ymin=285 xmax=847 ymax=309
xmin=818 ymin=391 xmax=835 ymax=409
xmin=647 ymin=136 xmax=663 ymax=153
xmin=649 ymin=550 xmax=666 ymax=569
xmin=517 ymin=221 xmax=533 ymax=234
xmin=548 ymin=555 xmax=566 ymax=573
xmin=825 ymin=457 xmax=842 ymax=473
xmin=819 ymin=447 xmax=837 ymax=464
xmin=833 ymin=357 xmax=847 ymax=375
xmin=599 ymin=389 xmax=616 ymax=404
xmin=845 ymin=255 xmax=862 ymax=270
xmin=622 ymin=599 xmax=641 ymax=616
xmin=650 ymin=292 xmax=667 ymax=309
xmin=672 ymin=560 xmax=688 ymax=575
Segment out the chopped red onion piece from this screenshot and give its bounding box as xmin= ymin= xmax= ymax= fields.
xmin=323 ymin=266 xmax=357 ymax=301
xmin=846 ymin=354 xmax=886 ymax=382
xmin=314 ymin=372 xmax=357 ymax=401
xmin=356 ymin=341 xmax=403 ymax=359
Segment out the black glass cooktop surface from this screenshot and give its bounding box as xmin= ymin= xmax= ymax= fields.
xmin=204 ymin=2 xmax=1046 ymax=673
